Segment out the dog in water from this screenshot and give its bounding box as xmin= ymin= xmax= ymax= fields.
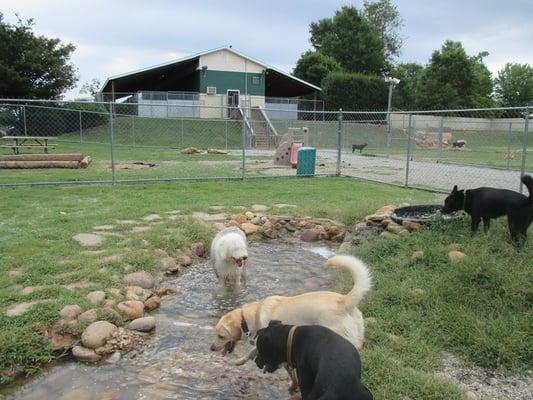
xmin=210 ymin=255 xmax=372 ymax=368
xmin=442 ymin=175 xmax=533 ymax=244
xmin=255 ymin=321 xmax=373 ymax=399
xmin=210 ymin=227 xmax=248 ymax=285
xmin=352 ymin=143 xmax=368 ymax=153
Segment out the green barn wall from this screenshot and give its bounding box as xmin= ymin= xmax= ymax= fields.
xmin=199 ymin=70 xmax=265 ymax=96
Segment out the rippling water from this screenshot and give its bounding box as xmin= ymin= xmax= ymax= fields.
xmin=6 ymin=242 xmax=336 ymax=400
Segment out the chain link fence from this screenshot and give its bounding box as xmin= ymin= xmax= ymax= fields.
xmin=0 ymin=99 xmax=530 ymax=193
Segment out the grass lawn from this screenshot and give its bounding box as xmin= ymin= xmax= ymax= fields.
xmin=0 ymin=177 xmax=531 ymax=399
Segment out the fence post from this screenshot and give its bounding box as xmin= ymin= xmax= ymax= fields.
xmin=506 ymin=121 xmax=512 ymax=170
xmin=79 ymin=110 xmax=83 ymax=143
xmin=241 ymin=110 xmax=246 ymax=180
xmin=405 ymin=113 xmax=413 ymax=188
xmin=519 ymin=107 xmax=529 ymax=193
xmin=438 ymin=116 xmax=444 ymax=159
xmin=336 ymin=109 xmax=343 ymax=176
xmin=109 ymin=103 xmax=116 ymax=185
xmin=23 ymin=105 xmax=27 ymax=136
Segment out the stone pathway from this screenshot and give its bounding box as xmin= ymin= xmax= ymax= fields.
xmin=73 ymin=233 xmax=104 ymax=247
xmin=6 ymin=300 xmax=50 ymax=317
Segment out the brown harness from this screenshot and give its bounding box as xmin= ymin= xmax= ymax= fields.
xmin=286 ymin=326 xmax=298 ymax=369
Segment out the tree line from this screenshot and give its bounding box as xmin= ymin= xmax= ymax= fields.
xmin=293 ymin=1 xmax=533 ymax=111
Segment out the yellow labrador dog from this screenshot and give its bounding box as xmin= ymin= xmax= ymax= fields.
xmin=210 ymin=255 xmax=372 ymax=364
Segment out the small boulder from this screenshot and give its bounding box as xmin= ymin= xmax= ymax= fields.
xmin=125 ymin=286 xmax=152 ymax=302
xmin=78 ymin=309 xmax=98 ymax=324
xmin=155 ymin=287 xmax=178 ymax=297
xmin=157 ymin=257 xmax=177 ymax=271
xmin=190 ymin=242 xmax=206 ymax=258
xmin=81 ymin=321 xmax=117 ymax=349
xmin=241 ymin=222 xmax=259 ymax=235
xmin=60 ymin=305 xmax=82 ymax=320
xmin=380 ymin=231 xmax=397 ymax=239
xmin=72 ymin=345 xmax=102 ymax=363
xmin=117 ymin=300 xmax=145 ymax=320
xmin=107 ymin=288 xmax=123 ymax=300
xmin=123 ymin=271 xmax=155 ymax=289
xmin=403 ymin=221 xmax=422 ymax=232
xmin=410 ymin=251 xmax=425 ymax=261
xmin=251 ymin=204 xmax=268 ymax=212
xmin=102 ymin=307 xmax=124 ymax=326
xmin=261 ymin=228 xmax=278 ymax=239
xmin=128 ymin=316 xmax=156 ymax=332
xmin=338 ymin=241 xmax=352 ymax=254
xmin=448 ymin=251 xmax=466 ymax=263
xmin=245 ymin=211 xmax=255 ymax=220
xmin=176 ymin=254 xmax=192 ymax=267
xmin=144 ymin=296 xmax=161 ymax=312
xmin=300 ymin=229 xmax=320 ymax=242
xmin=327 ymin=226 xmax=340 ymax=237
xmin=230 ymin=214 xmax=247 ymax=224
xmin=87 ymin=291 xmax=106 ymax=306
xmin=386 ymin=222 xmax=404 ymax=234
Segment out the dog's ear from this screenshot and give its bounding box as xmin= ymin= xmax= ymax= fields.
xmin=268 ymin=320 xmax=282 ymax=327
xmin=452 ymin=185 xmax=458 ymax=193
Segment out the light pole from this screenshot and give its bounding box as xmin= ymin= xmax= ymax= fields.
xmin=384 ymin=76 xmax=400 ymax=155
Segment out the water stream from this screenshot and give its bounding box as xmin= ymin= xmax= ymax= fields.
xmin=6 ymin=242 xmax=336 ymax=400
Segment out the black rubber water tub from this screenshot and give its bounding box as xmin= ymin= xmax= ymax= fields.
xmin=391 ymin=204 xmax=460 ymax=225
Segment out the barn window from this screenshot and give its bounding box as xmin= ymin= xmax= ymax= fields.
xmin=252 ymin=76 xmax=261 ymax=85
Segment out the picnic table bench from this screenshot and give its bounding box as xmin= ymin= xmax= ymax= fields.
xmin=0 ymin=136 xmax=57 ymax=154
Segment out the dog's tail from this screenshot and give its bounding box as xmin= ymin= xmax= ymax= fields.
xmin=325 ymin=255 xmax=372 ymax=310
xmin=522 ymin=175 xmax=533 ymax=206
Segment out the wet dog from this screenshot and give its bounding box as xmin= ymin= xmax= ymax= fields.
xmin=255 ymin=321 xmax=373 ymax=399
xmin=210 ymin=227 xmax=248 ymax=285
xmin=352 ymin=143 xmax=368 ymax=153
xmin=210 ymin=255 xmax=372 ymax=363
xmin=442 ymin=175 xmax=533 ymax=244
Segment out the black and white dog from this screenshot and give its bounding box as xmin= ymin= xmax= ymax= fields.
xmin=352 ymin=143 xmax=368 ymax=154
xmin=254 ymin=321 xmax=373 ymax=400
xmin=451 ymin=139 xmax=467 ymax=149
xmin=442 ymin=175 xmax=533 ymax=244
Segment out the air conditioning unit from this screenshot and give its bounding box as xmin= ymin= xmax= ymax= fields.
xmin=206 ymin=86 xmax=217 ymax=95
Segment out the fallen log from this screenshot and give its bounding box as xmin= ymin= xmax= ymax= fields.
xmin=0 ymin=153 xmax=84 ymax=162
xmin=0 ymin=160 xmax=83 ymax=169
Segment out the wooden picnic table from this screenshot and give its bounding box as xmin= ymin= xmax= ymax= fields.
xmin=0 ymin=136 xmax=57 ymax=154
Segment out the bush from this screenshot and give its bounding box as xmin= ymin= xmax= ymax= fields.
xmin=323 ymin=71 xmax=388 ymax=111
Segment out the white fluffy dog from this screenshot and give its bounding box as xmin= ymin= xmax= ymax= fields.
xmin=210 ymin=227 xmax=248 ymax=285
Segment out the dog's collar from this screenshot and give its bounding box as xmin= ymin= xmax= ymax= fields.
xmin=240 ymin=310 xmax=250 ymax=338
xmin=286 ymin=326 xmax=297 ymax=369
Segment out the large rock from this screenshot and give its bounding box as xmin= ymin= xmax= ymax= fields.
xmin=87 ymin=291 xmax=106 ymax=306
xmin=241 ymin=222 xmax=259 ymax=235
xmin=81 ymin=321 xmax=117 ymax=349
xmin=125 ymin=286 xmax=152 ymax=302
xmin=386 ymin=222 xmax=404 ymax=234
xmin=157 ymin=257 xmax=177 ymax=272
xmin=230 ymin=213 xmax=247 ymax=224
xmin=176 ymin=254 xmax=192 ymax=267
xmin=60 ymin=305 xmax=82 ymax=320
xmin=117 ymin=301 xmax=145 ymax=320
xmin=448 ymin=251 xmax=466 ymax=263
xmin=402 ymin=221 xmax=422 ymax=232
xmin=144 ymin=296 xmax=161 ymax=312
xmin=78 ymin=309 xmax=98 ymax=324
xmin=123 ymin=271 xmax=154 ymax=289
xmin=300 ymin=229 xmax=320 ymax=242
xmin=128 ymin=317 xmax=156 ymax=332
xmin=72 ymin=345 xmax=102 ymax=363
xmin=190 ymin=242 xmax=206 ymax=258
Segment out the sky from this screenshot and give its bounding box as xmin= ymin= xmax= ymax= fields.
xmin=1 ymin=0 xmax=532 ymax=99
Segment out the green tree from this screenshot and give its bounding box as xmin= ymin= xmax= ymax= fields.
xmin=80 ymin=78 xmax=102 ymax=98
xmin=293 ymin=51 xmax=341 ymax=89
xmin=391 ymin=62 xmax=424 ymax=110
xmin=494 ymin=63 xmax=533 ymax=107
xmin=415 ymin=41 xmax=493 ymax=109
xmin=362 ymin=0 xmax=404 ymax=63
xmin=309 ymin=5 xmax=386 ymax=74
xmin=0 ymin=13 xmax=77 ymax=98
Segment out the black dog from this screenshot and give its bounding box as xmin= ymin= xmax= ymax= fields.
xmin=442 ymin=175 xmax=533 ymax=244
xmin=255 ymin=321 xmax=373 ymax=400
xmin=352 ymin=143 xmax=368 ymax=154
xmin=452 ymin=140 xmax=466 ymax=149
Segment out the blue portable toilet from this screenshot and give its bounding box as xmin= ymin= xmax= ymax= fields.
xmin=296 ymin=147 xmax=316 ymax=176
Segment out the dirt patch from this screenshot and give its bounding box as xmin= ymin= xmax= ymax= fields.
xmin=114 ymin=162 xmax=156 ymax=170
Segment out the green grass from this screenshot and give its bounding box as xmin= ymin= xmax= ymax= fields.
xmin=0 ymin=176 xmax=530 ymax=398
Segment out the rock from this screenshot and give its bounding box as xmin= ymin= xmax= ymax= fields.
xmin=61 ymin=389 xmax=92 ymax=400
xmin=250 ymin=217 xmax=262 ymax=225
xmin=227 ymin=219 xmax=240 ymax=227
xmin=386 ymin=222 xmax=404 ymax=234
xmin=81 ymin=321 xmax=117 ymax=349
xmin=410 ymin=251 xmax=425 ymax=261
xmin=403 ymin=221 xmax=423 ymax=232
xmin=72 ymin=345 xmax=101 ymax=363
xmin=117 ymin=300 xmax=145 ymax=320
xmin=164 ymin=264 xmax=181 ymax=275
xmin=155 ymin=287 xmax=178 ymax=297
xmin=241 ymin=222 xmax=259 ymax=235
xmin=465 ymin=391 xmax=478 ymax=400
xmin=157 ymin=256 xmax=177 ymax=271
xmin=284 ymin=223 xmax=297 ymax=232
xmin=364 ymin=205 xmax=396 ymax=222
xmin=381 ymin=219 xmax=392 ymax=227
xmin=102 ymin=307 xmax=124 ymax=326
xmin=192 ymin=211 xmax=226 ymax=223
xmin=252 ymin=204 xmax=268 ymax=212
xmin=103 ymin=299 xmax=116 ymax=308
xmin=327 ymin=226 xmax=340 ymax=237
xmin=144 ymin=296 xmax=161 ymax=312
xmin=78 ymin=309 xmax=98 ymax=324
xmin=380 ymin=231 xmax=397 ymax=239
xmin=273 ymin=203 xmax=297 ymax=209
xmin=60 ymin=305 xmax=82 ymax=320
xmin=128 ymin=316 xmax=156 ymax=332
xmin=175 ymin=254 xmax=192 ymax=267
xmin=153 ymin=249 xmax=169 ymax=258
xmin=73 ymin=233 xmax=104 ymax=247
xmin=87 ymin=291 xmax=106 ymax=306
xmin=300 ymin=229 xmax=320 ymax=242
xmin=230 ymin=213 xmax=247 ymax=224
xmin=125 ymin=286 xmax=152 ymax=302
xmin=190 ymin=242 xmax=206 ymax=258
xmin=6 ymin=300 xmax=48 ymax=317
xmin=103 ymin=351 xmax=121 ymax=365
xmin=180 ymin=146 xmax=201 ymax=154
xmin=107 ymin=288 xmax=123 ymax=300
xmin=143 ymin=214 xmax=162 ymax=222
xmin=245 ymin=211 xmax=255 ymax=220
xmin=448 ymin=251 xmax=466 ymax=263
xmin=338 ymin=242 xmax=352 ymax=254
xmin=123 ymin=271 xmax=154 ymax=289
xmin=95 ymin=327 xmax=140 ymax=355
xmin=261 ymin=228 xmax=278 ymax=239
